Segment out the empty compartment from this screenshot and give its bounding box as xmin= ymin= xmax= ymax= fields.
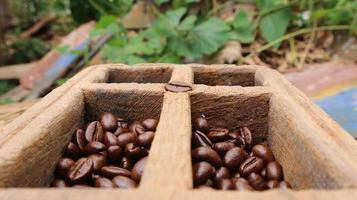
xmin=108 ymin=67 xmax=172 ymax=83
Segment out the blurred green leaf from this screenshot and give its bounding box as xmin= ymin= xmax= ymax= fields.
xmin=229 ymin=11 xmax=255 ymax=43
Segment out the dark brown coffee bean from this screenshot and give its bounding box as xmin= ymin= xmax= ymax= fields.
xmin=207 ymin=128 xmax=229 ymax=142
xmin=265 ymin=161 xmax=283 ymax=181
xmin=75 ymin=129 xmax=87 ymax=150
xmin=232 ymin=172 xmax=241 ymax=178
xmin=88 ymin=154 xmax=107 ymax=172
xmin=100 ymin=166 xmax=131 ymax=179
xmin=56 ymin=158 xmax=75 ymax=178
xmin=117 ymin=132 xmax=138 ymax=147
xmin=112 ymin=176 xmax=137 ymax=188
xmin=100 ymin=113 xmax=118 ymax=132
xmin=84 ymin=141 xmax=106 ymax=155
xmin=142 ymin=118 xmax=158 ymax=131
xmin=260 ymin=168 xmax=266 ymax=178
xmin=192 ymin=130 xmax=213 ymax=148
xmin=239 ymin=157 xmax=264 ymax=177
xmin=131 ymin=156 xmax=148 ymax=182
xmin=215 ymin=178 xmax=233 ymax=190
xmin=117 ymin=117 xmax=129 ymax=128
xmin=67 ymin=157 xmax=93 ymax=183
xmin=252 ymin=144 xmax=275 ymax=164
xmin=267 ymin=180 xmax=280 ymax=189
xmin=130 ymin=121 xmax=146 ymax=135
xmin=247 ymin=172 xmax=267 ymax=190
xmin=103 ymin=132 xmax=118 ymax=146
xmin=223 ymin=147 xmax=247 ymax=171
xmin=124 ymin=143 xmax=148 ymax=160
xmin=114 ymin=127 xmax=129 ymax=136
xmin=165 ymin=81 xmax=192 ymax=93
xmin=64 ymin=142 xmax=80 ymax=159
xmin=94 ymin=177 xmax=115 ymax=188
xmin=239 ymin=127 xmax=253 ymax=150
xmin=120 ymin=157 xmax=133 ymax=170
xmin=279 ymin=181 xmax=292 ymax=189
xmin=137 ymin=131 xmax=155 ymax=147
xmin=107 ymin=145 xmax=123 ymax=164
xmin=85 ymin=121 xmax=104 ymax=143
xmin=51 ymin=179 xmax=69 ymax=187
xmin=232 ymin=178 xmax=254 ymax=191
xmin=193 ymin=116 xmax=209 ymax=133
xmin=193 ymin=161 xmax=214 ymax=186
xmin=213 ymin=141 xmax=235 ymax=157
xmin=192 ymin=147 xmax=222 ymax=168
xmin=201 ymin=179 xmax=214 ymax=187
xmin=214 ymin=167 xmax=230 ymax=180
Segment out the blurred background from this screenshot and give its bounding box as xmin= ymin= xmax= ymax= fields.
xmin=0 ymin=0 xmax=356 ymax=137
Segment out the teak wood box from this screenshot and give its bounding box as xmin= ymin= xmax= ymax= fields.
xmin=0 ymin=64 xmax=356 ymax=200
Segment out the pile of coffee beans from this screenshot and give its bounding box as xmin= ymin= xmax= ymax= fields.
xmin=51 ymin=112 xmax=158 ymax=188
xmin=191 ymin=115 xmax=292 ymax=190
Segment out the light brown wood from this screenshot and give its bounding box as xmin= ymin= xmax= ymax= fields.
xmin=0 ymin=64 xmax=355 ymax=199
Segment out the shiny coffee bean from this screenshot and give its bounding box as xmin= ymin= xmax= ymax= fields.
xmin=64 ymin=142 xmax=80 ymax=159
xmin=267 ymin=180 xmax=280 ymax=189
xmin=114 ymin=127 xmax=129 ymax=136
xmin=213 ymin=141 xmax=235 ymax=157
xmin=265 ymin=161 xmax=284 ymax=181
xmin=279 ymin=181 xmax=292 ymax=189
xmin=107 ymin=145 xmax=123 ymax=164
xmin=223 ymin=147 xmax=247 ymax=171
xmin=247 ymin=172 xmax=267 ymax=191
xmin=124 ymin=143 xmax=148 ymax=160
xmin=192 ymin=147 xmax=222 ymax=168
xmin=207 ymin=128 xmax=229 ymax=142
xmin=85 ymin=121 xmax=104 ymax=143
xmin=103 ymin=132 xmax=118 ymax=146
xmin=112 ymin=176 xmax=137 ymax=188
xmin=137 ymin=131 xmax=155 ymax=147
xmin=193 ymin=161 xmax=215 ymax=186
xmin=84 ymin=141 xmax=106 ymax=154
xmin=239 ymin=157 xmax=264 ymax=177
xmin=165 ymin=81 xmax=192 ymax=93
xmin=100 ymin=166 xmax=131 ymax=179
xmin=232 ymin=178 xmax=254 ymax=191
xmin=142 ymin=118 xmax=158 ymax=131
xmin=51 ymin=179 xmax=69 ymax=187
xmin=75 ymin=129 xmax=87 ymax=150
xmin=56 ymin=158 xmax=74 ymax=178
xmin=94 ymin=177 xmax=115 ymax=188
xmin=192 ymin=130 xmax=213 ymax=148
xmin=100 ymin=113 xmax=118 ymax=132
xmin=120 ymin=157 xmax=133 ymax=170
xmin=239 ymin=127 xmax=253 ymax=150
xmin=117 ymin=132 xmax=138 ymax=147
xmin=88 ymin=154 xmax=107 ymax=172
xmin=214 ymin=167 xmax=230 ymax=180
xmin=130 ymin=121 xmax=146 ymax=135
xmin=193 ymin=117 xmax=209 ymax=133
xmin=131 ymin=157 xmax=148 ymax=182
xmin=215 ymin=179 xmax=233 ymax=190
xmin=252 ymin=144 xmax=275 ymax=164
xmin=67 ymin=157 xmax=93 ymax=183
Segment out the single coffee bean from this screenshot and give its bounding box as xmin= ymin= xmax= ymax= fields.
xmin=117 ymin=132 xmax=138 ymax=147
xmin=223 ymin=147 xmax=247 ymax=171
xmin=117 ymin=117 xmax=129 ymax=128
xmin=130 ymin=121 xmax=146 ymax=135
xmin=94 ymin=177 xmax=115 ymax=188
xmin=232 ymin=178 xmax=254 ymax=191
xmin=88 ymin=154 xmax=107 ymax=172
xmin=51 ymin=179 xmax=69 ymax=187
xmin=279 ymin=181 xmax=292 ymax=189
xmin=75 ymin=129 xmax=87 ymax=150
xmin=252 ymin=144 xmax=275 ymax=164
xmin=239 ymin=157 xmax=264 ymax=177
xmin=165 ymin=81 xmax=192 ymax=93
xmin=100 ymin=166 xmax=131 ymax=179
xmin=120 ymin=157 xmax=133 ymax=170
xmin=64 ymin=142 xmax=80 ymax=159
xmin=193 ymin=117 xmax=209 ymax=133
xmin=265 ymin=161 xmax=284 ymax=181
xmin=56 ymin=158 xmax=75 ymax=178
xmin=103 ymin=132 xmax=118 ymax=146
xmin=100 ymin=113 xmax=118 ymax=132
xmin=214 ymin=167 xmax=230 ymax=180
xmin=215 ymin=178 xmax=233 ymax=190
xmin=107 ymin=145 xmax=123 ymax=164
xmin=192 ymin=147 xmax=222 ymax=168
xmin=84 ymin=141 xmax=106 ymax=155
xmin=267 ymin=180 xmax=280 ymax=189
xmin=247 ymin=172 xmax=268 ymax=191
xmin=137 ymin=131 xmax=155 ymax=147
xmin=112 ymin=176 xmax=137 ymax=188
xmin=131 ymin=157 xmax=148 ymax=182
xmin=67 ymin=157 xmax=93 ymax=183
xmin=142 ymin=118 xmax=158 ymax=131
xmin=207 ymin=128 xmax=229 ymax=142
xmin=192 ymin=130 xmax=213 ymax=148
xmin=213 ymin=141 xmax=235 ymax=157
xmin=239 ymin=127 xmax=253 ymax=150
xmin=114 ymin=127 xmax=129 ymax=136
xmin=193 ymin=161 xmax=214 ymax=186
xmin=124 ymin=143 xmax=148 ymax=160
xmin=85 ymin=121 xmax=104 ymax=143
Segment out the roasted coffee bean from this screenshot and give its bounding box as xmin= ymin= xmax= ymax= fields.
xmin=192 ymin=147 xmax=222 ymax=168
xmin=75 ymin=129 xmax=87 ymax=150
xmin=214 ymin=167 xmax=230 ymax=180
xmin=94 ymin=177 xmax=115 ymax=188
xmin=252 ymin=144 xmax=275 ymax=164
xmin=130 ymin=121 xmax=146 ymax=135
xmin=267 ymin=180 xmax=280 ymax=189
xmin=142 ymin=118 xmax=158 ymax=131
xmin=117 ymin=118 xmax=129 ymax=128
xmin=223 ymin=147 xmax=247 ymax=171
xmin=215 ymin=179 xmax=233 ymax=190
xmin=193 ymin=116 xmax=209 ymax=133
xmin=213 ymin=141 xmax=235 ymax=157
xmin=165 ymin=81 xmax=192 ymax=93
xmin=201 ymin=179 xmax=214 ymax=187
xmin=232 ymin=178 xmax=254 ymax=191
xmin=117 ymin=132 xmax=138 ymax=147
xmin=260 ymin=168 xmax=266 ymax=178
xmin=67 ymin=157 xmax=93 ymax=183
xmin=239 ymin=127 xmax=253 ymax=150
xmin=84 ymin=141 xmax=106 ymax=155
xmin=124 ymin=143 xmax=148 ymax=160
xmin=279 ymin=181 xmax=292 ymax=189
xmin=103 ymin=132 xmax=118 ymax=146
xmin=207 ymin=128 xmax=229 ymax=142
xmin=232 ymin=172 xmax=241 ymax=178
xmin=265 ymin=161 xmax=283 ymax=181
xmin=51 ymin=179 xmax=69 ymax=187
xmin=56 ymin=158 xmax=75 ymax=178
xmin=114 ymin=127 xmax=129 ymax=136
xmin=192 ymin=130 xmax=213 ymax=148
xmin=131 ymin=156 xmax=148 ymax=182
xmin=85 ymin=121 xmax=104 ymax=143
xmin=120 ymin=157 xmax=133 ymax=170
xmin=100 ymin=166 xmax=131 ymax=179
xmin=64 ymin=142 xmax=80 ymax=159
xmin=88 ymin=154 xmax=107 ymax=172
xmin=193 ymin=161 xmax=215 ymax=186
xmin=137 ymin=131 xmax=155 ymax=147
xmin=112 ymin=176 xmax=137 ymax=188
xmin=239 ymin=157 xmax=264 ymax=177
xmin=107 ymin=145 xmax=123 ymax=164
xmin=247 ymin=173 xmax=267 ymax=191
xmin=100 ymin=113 xmax=118 ymax=132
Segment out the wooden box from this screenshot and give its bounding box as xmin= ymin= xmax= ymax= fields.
xmin=0 ymin=64 xmax=356 ymax=200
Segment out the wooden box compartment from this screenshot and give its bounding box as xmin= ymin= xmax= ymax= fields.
xmin=0 ymin=64 xmax=356 ymax=200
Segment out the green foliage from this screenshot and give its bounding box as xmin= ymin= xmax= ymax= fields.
xmin=7 ymin=38 xmax=49 ymax=64
xmin=229 ymin=11 xmax=255 ymax=43
xmin=0 ymin=80 xmax=17 ymax=96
